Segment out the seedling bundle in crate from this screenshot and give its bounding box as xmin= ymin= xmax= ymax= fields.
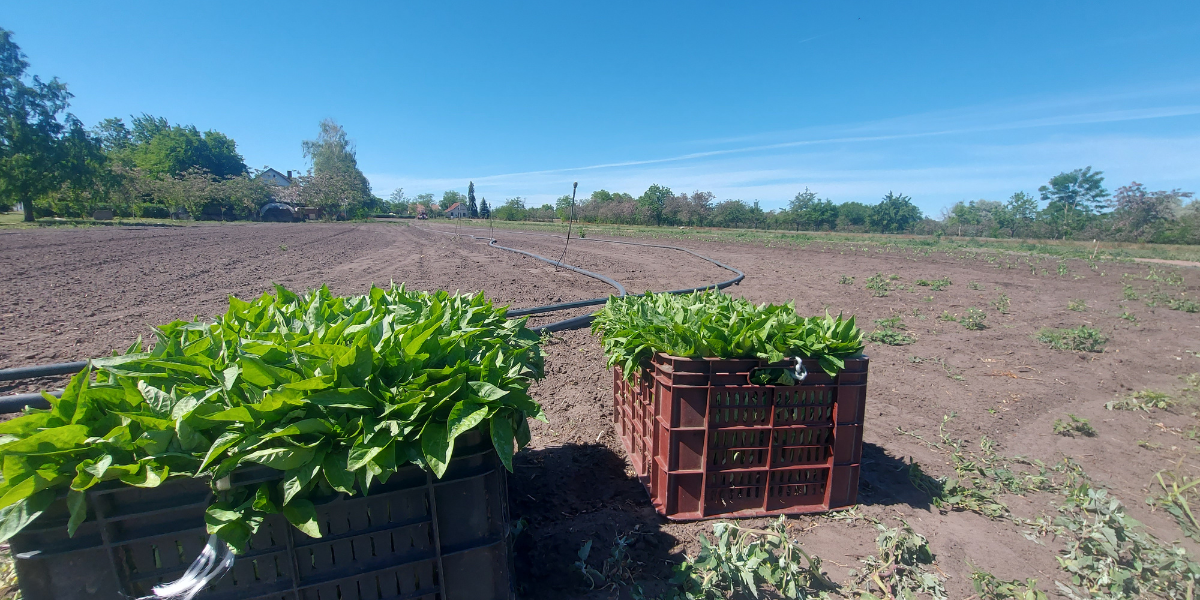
xmin=593 ymin=291 xmax=867 ymax=519
xmin=0 ymin=284 xmax=544 ymax=600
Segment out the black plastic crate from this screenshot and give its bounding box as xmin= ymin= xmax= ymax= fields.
xmin=11 ymin=431 xmax=512 ymax=600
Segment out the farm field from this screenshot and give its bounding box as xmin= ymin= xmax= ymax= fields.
xmin=2 ymin=221 xmax=1200 ymax=599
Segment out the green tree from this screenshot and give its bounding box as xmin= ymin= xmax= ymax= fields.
xmin=1109 ymin=182 xmax=1192 ymax=242
xmin=0 ymin=28 xmax=97 ymax=221
xmin=102 ymin=114 xmax=246 ymax=178
xmin=1038 ymin=167 xmax=1108 ymax=238
xmin=788 ymin=188 xmax=817 ymax=230
xmin=637 ymin=183 xmax=672 ymax=226
xmin=995 ymin=191 xmax=1037 ymax=237
xmin=836 ymin=201 xmax=871 ymax=230
xmin=300 ymin=120 xmax=373 ymax=218
xmin=441 ymin=190 xmax=466 ymax=211
xmin=467 ymin=181 xmax=478 ymax=217
xmin=495 ymin=196 xmax=525 ymax=221
xmin=555 ymin=194 xmax=574 ymax=221
xmin=479 ymin=197 xmax=490 ymax=218
xmin=387 ymin=188 xmax=408 ymax=215
xmin=867 ymin=192 xmax=922 ymax=233
xmin=789 ymin=188 xmax=838 ymax=231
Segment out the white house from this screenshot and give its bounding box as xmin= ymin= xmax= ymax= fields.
xmin=258 ymin=168 xmax=294 ymax=187
xmin=445 ymin=202 xmax=469 ymax=218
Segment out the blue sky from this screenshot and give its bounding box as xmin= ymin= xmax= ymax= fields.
xmin=6 ymin=1 xmax=1200 ymax=215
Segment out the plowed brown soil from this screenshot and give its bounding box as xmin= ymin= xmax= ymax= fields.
xmin=2 ymin=220 xmax=1199 ymax=599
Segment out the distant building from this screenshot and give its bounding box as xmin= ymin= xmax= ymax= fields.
xmin=445 ymin=202 xmax=469 ymax=218
xmin=258 ymin=168 xmax=294 ymax=187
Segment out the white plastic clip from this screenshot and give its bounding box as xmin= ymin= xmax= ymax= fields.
xmin=792 ymin=359 xmax=808 ymax=382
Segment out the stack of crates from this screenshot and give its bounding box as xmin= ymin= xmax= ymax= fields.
xmin=613 ymin=353 xmax=867 ymax=520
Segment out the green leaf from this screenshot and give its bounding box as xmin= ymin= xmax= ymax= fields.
xmin=322 ymin=450 xmax=356 ymax=494
xmin=447 ymin=401 xmax=488 ymax=441
xmin=67 ymin=489 xmax=87 ymax=537
xmin=243 ymin=446 xmax=317 ymax=471
xmin=199 ymin=431 xmax=243 ymax=472
xmin=0 ymin=489 xmax=55 ymax=544
xmin=490 ymin=410 xmax=515 ymax=472
xmin=283 ymin=499 xmax=322 ymax=538
xmin=420 ymin=421 xmax=452 ymax=478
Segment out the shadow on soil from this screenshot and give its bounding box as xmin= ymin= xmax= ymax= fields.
xmin=508 ymin=441 xmax=929 ymax=599
xmin=857 ymin=442 xmax=932 ymax=511
xmin=509 ymin=442 xmax=680 ymax=599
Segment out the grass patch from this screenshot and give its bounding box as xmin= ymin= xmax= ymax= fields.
xmin=1037 ymin=326 xmax=1107 ymax=352
xmin=445 ymin=218 xmax=1200 ymax=262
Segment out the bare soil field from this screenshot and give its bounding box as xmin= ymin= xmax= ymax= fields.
xmin=3 ymin=221 xmax=1200 ymax=599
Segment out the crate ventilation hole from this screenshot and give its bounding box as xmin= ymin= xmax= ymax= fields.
xmin=138 ymin=533 xmax=234 ymax=600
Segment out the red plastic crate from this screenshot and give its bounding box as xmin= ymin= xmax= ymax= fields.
xmin=613 ymin=354 xmax=867 ymax=520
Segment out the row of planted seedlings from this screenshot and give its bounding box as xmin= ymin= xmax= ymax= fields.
xmin=0 ymin=284 xmax=546 ymax=600
xmin=592 ymin=291 xmax=867 ymax=519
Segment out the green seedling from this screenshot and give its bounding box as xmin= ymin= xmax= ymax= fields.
xmin=1053 ymin=414 xmax=1097 ymax=437
xmin=968 ymin=281 xmax=982 ymax=290
xmin=838 ymin=275 xmax=854 ymax=285
xmin=1067 ymin=299 xmax=1087 ymax=312
xmin=1037 ymin=326 xmax=1107 ymax=352
xmin=960 ymin=307 xmax=987 ymax=330
xmin=992 ymin=294 xmax=1011 ymax=313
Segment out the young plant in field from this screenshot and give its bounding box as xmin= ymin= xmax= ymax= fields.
xmin=838 ymin=275 xmax=854 ymax=285
xmin=960 ymin=308 xmax=987 ymax=330
xmin=668 ymin=516 xmax=834 ymax=600
xmin=1053 ymin=414 xmax=1097 ymax=437
xmin=866 ymin=316 xmax=916 ymax=346
xmin=1037 ymin=326 xmax=1107 ymax=352
xmin=937 ymin=310 xmax=957 ymax=322
xmin=592 ymin=291 xmax=864 ymax=380
xmin=968 ymin=281 xmax=982 ymax=290
xmin=992 ymin=294 xmax=1011 ymax=313
xmin=1119 ymin=310 xmax=1137 ymax=322
xmin=1067 ymin=299 xmax=1087 ymax=312
xmin=0 ymin=285 xmax=546 ymax=552
xmin=1057 ymin=262 xmax=1070 ymax=276
xmin=915 ymin=276 xmax=952 ymax=291
xmin=865 ymin=273 xmax=892 ymax=297
xmin=1123 ymin=284 xmax=1139 ymax=300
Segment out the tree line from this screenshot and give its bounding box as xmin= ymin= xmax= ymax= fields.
xmin=0 ymin=29 xmax=380 ymax=221
xmin=442 ymin=168 xmax=1196 ymax=245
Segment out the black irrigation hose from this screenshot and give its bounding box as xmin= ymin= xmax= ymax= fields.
xmin=424 ymin=224 xmax=745 ymax=327
xmin=0 ymin=225 xmax=745 ymax=413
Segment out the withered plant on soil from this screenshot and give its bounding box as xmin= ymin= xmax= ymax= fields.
xmin=667 ymin=516 xmax=835 ymax=600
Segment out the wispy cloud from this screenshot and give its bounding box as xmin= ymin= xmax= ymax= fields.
xmin=369 ymin=85 xmax=1200 ymax=213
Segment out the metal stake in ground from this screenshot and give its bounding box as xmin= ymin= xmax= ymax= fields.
xmin=555 ymin=182 xmax=578 ymax=272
